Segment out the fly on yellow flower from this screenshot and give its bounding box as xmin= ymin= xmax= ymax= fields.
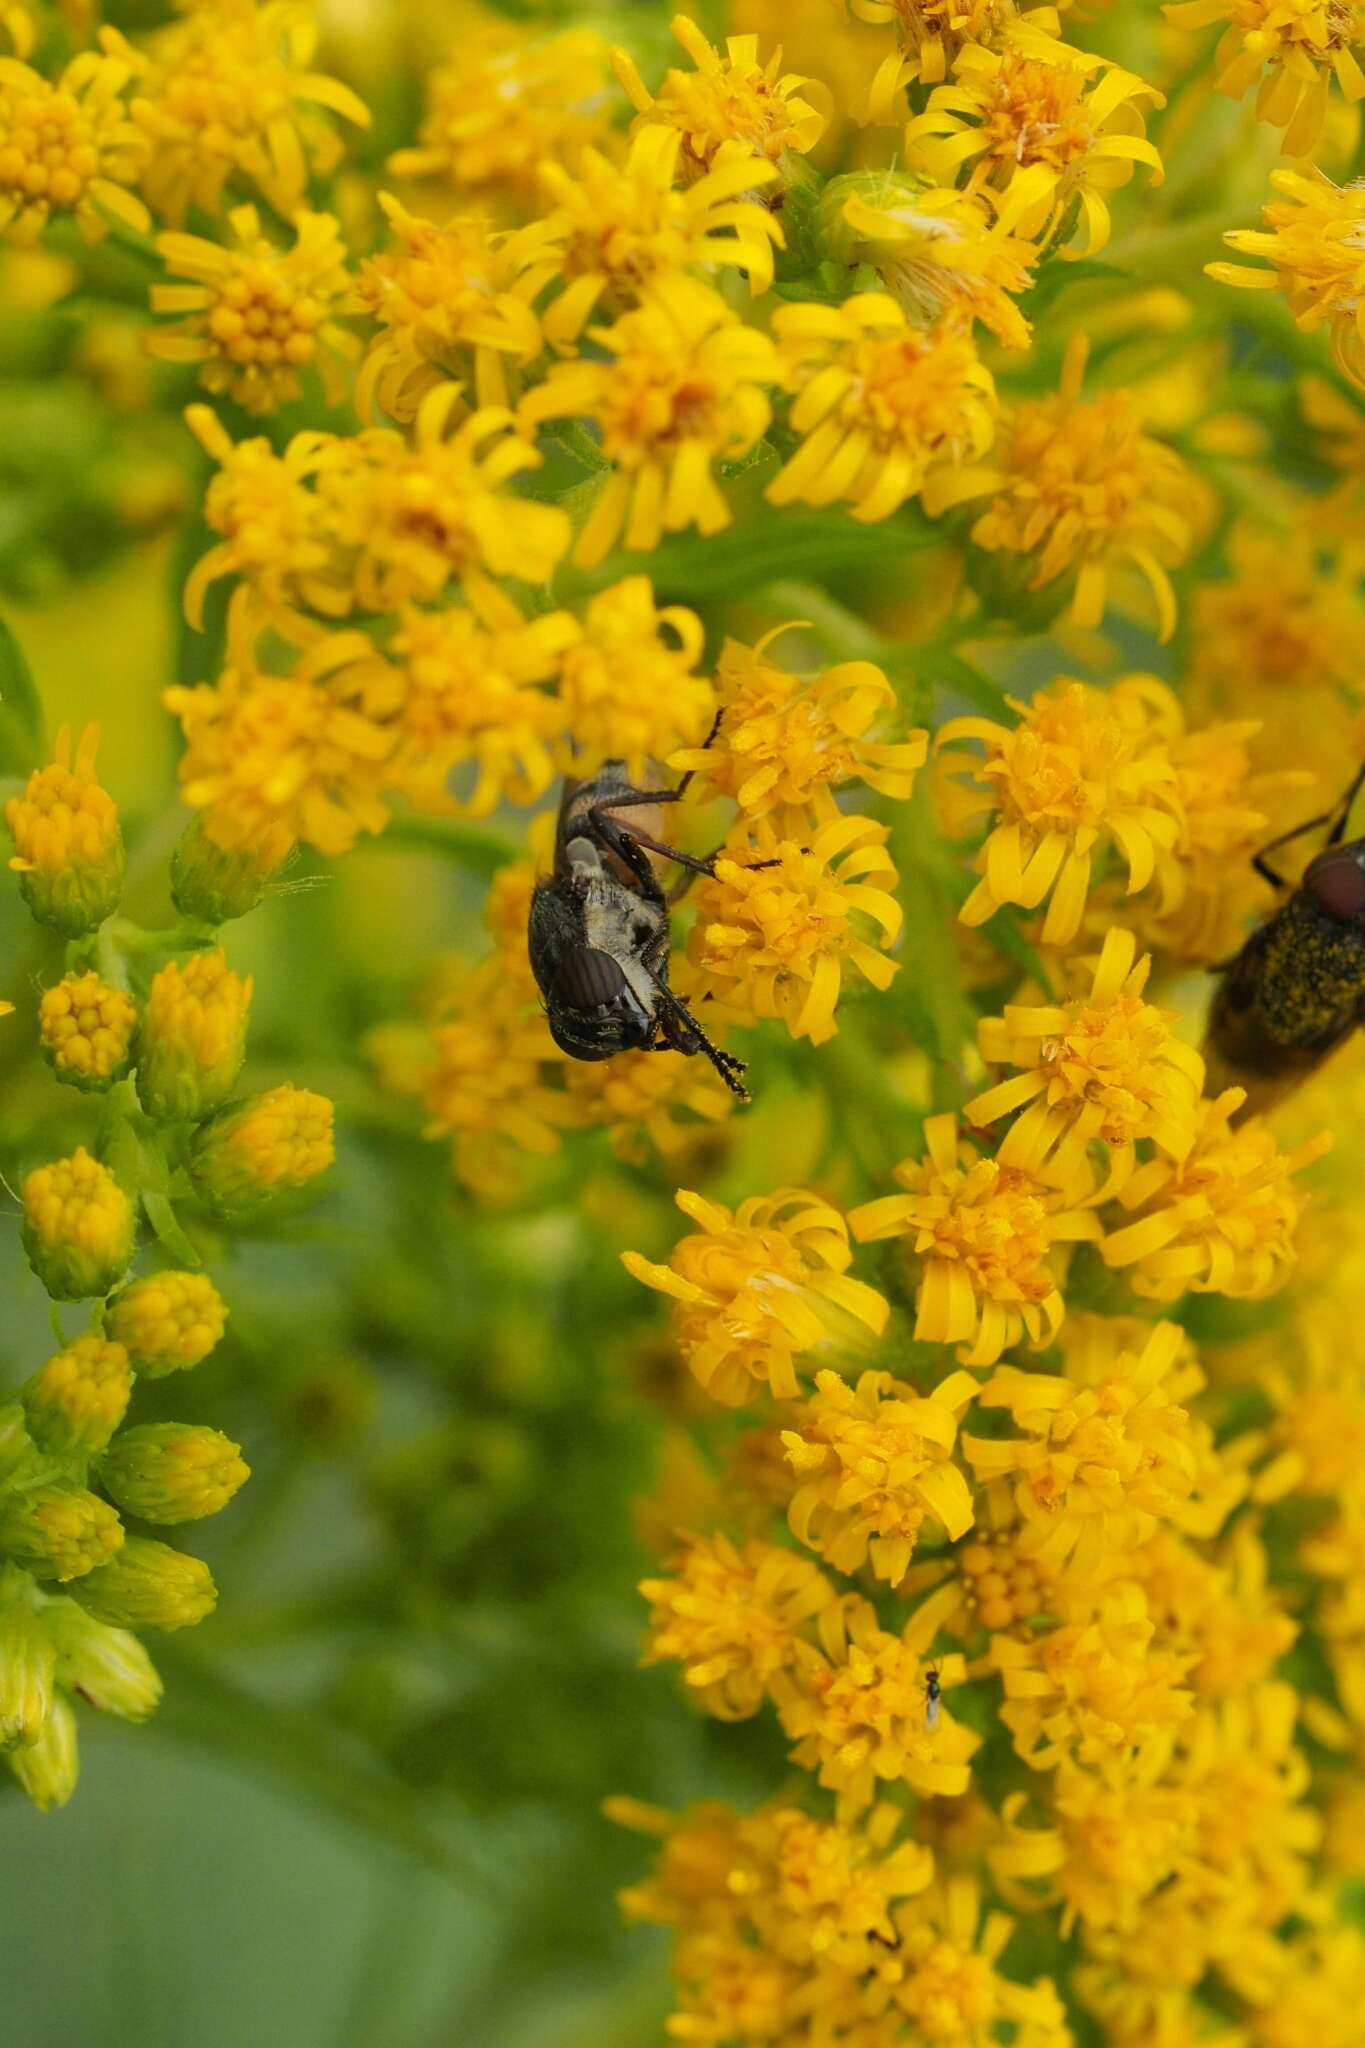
xmin=684 ymin=816 xmax=904 ymax=1045
xmin=768 ymin=293 xmax=998 ymax=523
xmin=612 ymin=16 xmax=826 ymax=180
xmin=924 ymin=337 xmax=1201 ymax=641
xmin=121 ymin=0 xmax=370 ymax=226
xmin=519 ymin=274 xmax=777 ymax=567
xmin=966 ymin=927 xmax=1206 ymax=1187
xmin=936 ymin=673 xmax=1184 ymax=947
xmin=551 ymin=576 xmax=715 ymax=785
xmin=849 ymin=1112 xmax=1102 ymax=1367
xmin=670 ymin=625 xmax=927 ymax=834
xmin=905 ymin=25 xmax=1164 ymax=257
xmin=147 ymin=205 xmax=357 ymax=414
xmin=539 ymin=127 xmax=784 ymax=350
xmin=821 ymin=170 xmax=1037 ymax=348
xmin=0 ymin=42 xmax=150 ymax=245
xmin=355 ymin=197 xmax=560 ymax=422
xmin=621 ymin=1188 xmax=889 ymax=1405
xmin=1165 ymin=0 xmax=1365 ymax=156
xmin=1211 ymin=169 xmax=1365 ymax=391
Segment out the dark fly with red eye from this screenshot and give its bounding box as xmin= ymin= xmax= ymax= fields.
xmin=527 ymin=726 xmax=750 ymax=1100
xmin=1205 ymin=762 xmax=1365 ymax=1113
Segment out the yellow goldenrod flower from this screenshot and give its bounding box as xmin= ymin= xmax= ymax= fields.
xmin=180 ymin=405 xmax=336 ymax=635
xmin=562 ymin=1045 xmax=736 ymax=1164
xmin=6 ymin=723 xmax=125 ymax=939
xmin=991 ymin=1582 xmax=1194 ymax=1770
xmin=671 ymin=625 xmax=927 ymax=833
xmin=821 ymin=170 xmax=1037 ymax=348
xmin=44 ymin=1598 xmax=162 ymax=1720
xmin=376 ymin=601 xmax=574 ymax=819
xmin=639 ymin=1531 xmax=834 ymax=1719
xmin=954 ymin=1518 xmax=1060 ymax=1634
xmin=169 ymin=812 xmax=277 ymax=926
xmin=0 ymin=1580 xmax=55 ymax=1747
xmin=21 ymin=1147 xmax=134 ymax=1302
xmin=356 ymin=196 xmax=558 ymax=422
xmin=125 ymin=0 xmax=370 ymax=226
xmin=1166 ymin=0 xmax=1365 ymax=155
xmin=1100 ymin=1089 xmax=1331 ymax=1303
xmin=612 ymin=16 xmax=826 ymax=178
xmin=72 ymin=1535 xmax=216 ymax=1630
xmin=772 ymin=1595 xmax=977 ymax=1814
xmin=104 ymin=1271 xmax=227 ymax=1377
xmin=7 ymin=1692 xmax=78 ymax=1810
xmin=520 ymin=274 xmax=777 ymax=567
xmin=925 ymin=337 xmax=1201 ymax=641
xmin=621 ymin=1187 xmax=889 ymax=1405
xmin=936 ymin=673 xmax=1184 ymax=946
xmin=0 ymin=1483 xmax=124 ymax=1582
xmin=768 ymin=293 xmax=998 ymax=524
xmin=189 ymin=1084 xmax=335 ymax=1212
xmin=540 ymin=127 xmax=783 ymax=353
xmin=164 ymin=633 xmax=395 ymax=868
xmin=1187 ymin=520 xmax=1365 ymax=710
xmin=38 ymin=972 xmax=137 ymax=1092
xmin=1248 ymin=1925 xmax=1365 ymax=2048
xmin=966 ymin=928 xmax=1206 ymax=1185
xmin=22 ymin=1336 xmax=132 ymax=1459
xmin=1013 ymin=1747 xmax=1198 ymax=1934
xmin=850 ymin=1113 xmax=1102 ymax=1368
xmin=1255 ymin=1313 xmax=1365 ymax=1504
xmin=100 ymin=1424 xmax=250 ymax=1525
xmin=389 ymin=18 xmax=609 ymax=201
xmin=963 ymin=1318 xmax=1208 ymax=1574
xmin=147 ymin=204 xmax=357 ymax=415
xmin=137 ymin=947 xmax=253 ymax=1122
xmin=686 ymin=816 xmax=903 ymax=1045
xmin=1212 ymin=169 xmax=1365 ymax=391
xmin=905 ymin=26 xmax=1163 ymax=258
xmin=782 ymin=1366 xmax=978 ymax=1585
xmin=0 ymin=43 xmax=149 ymax=246
xmin=551 ymin=576 xmax=714 ymax=785
xmin=328 ymin=387 xmax=572 ymax=616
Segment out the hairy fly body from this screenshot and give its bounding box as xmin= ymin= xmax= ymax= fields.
xmin=527 ymin=744 xmax=750 ymax=1099
xmin=1206 ymin=763 xmax=1365 ymax=1113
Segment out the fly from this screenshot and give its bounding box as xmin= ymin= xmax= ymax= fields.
xmin=925 ymin=1665 xmax=941 ymax=1731
xmin=527 ymin=721 xmax=750 ymax=1100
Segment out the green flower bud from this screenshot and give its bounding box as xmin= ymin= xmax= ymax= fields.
xmin=43 ymin=1599 xmax=162 ymax=1721
xmin=7 ymin=1692 xmax=78 ymax=1811
xmin=100 ymin=1425 xmax=250 ymax=1525
xmin=0 ymin=1404 xmax=36 ymax=1487
xmin=170 ymin=814 xmax=273 ymax=924
xmin=190 ymin=1086 xmax=335 ymax=1215
xmin=136 ymin=947 xmax=253 ymax=1121
xmin=20 ymin=1147 xmax=135 ymax=1302
xmin=22 ymin=1336 xmax=132 ymax=1459
xmin=5 ymin=726 xmax=124 ymax=939
xmin=72 ymin=1537 xmax=216 ymax=1631
xmin=105 ymin=1271 xmax=228 ymax=1376
xmin=0 ymin=1484 xmax=124 ymax=1582
xmin=0 ymin=1574 xmax=56 ymax=1747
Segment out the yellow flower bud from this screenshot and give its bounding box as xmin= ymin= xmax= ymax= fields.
xmin=38 ymin=971 xmax=138 ymax=1091
xmin=72 ymin=1537 xmax=216 ymax=1630
xmin=22 ymin=1336 xmax=132 ymax=1459
xmin=7 ymin=1692 xmax=78 ymax=1810
xmin=170 ymin=814 xmax=273 ymax=925
xmin=0 ymin=1576 xmax=56 ymax=1746
xmin=21 ymin=1148 xmax=135 ymax=1301
xmin=190 ymin=1086 xmax=335 ymax=1212
xmin=100 ymin=1425 xmax=249 ymax=1524
xmin=43 ymin=1599 xmax=162 ymax=1721
xmin=5 ymin=724 xmax=124 ymax=937
xmin=136 ymin=948 xmax=253 ymax=1121
xmin=0 ymin=1483 xmax=124 ymax=1582
xmin=104 ymin=1271 xmax=227 ymax=1376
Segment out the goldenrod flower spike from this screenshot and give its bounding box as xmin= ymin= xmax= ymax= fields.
xmin=552 ymin=578 xmax=713 ymax=788
xmin=1212 ymin=170 xmax=1365 ymax=392
xmin=0 ymin=42 xmax=150 ymax=246
xmin=850 ymin=1113 xmax=1102 ymax=1367
xmin=621 ymin=1188 xmax=889 ymax=1405
xmin=6 ymin=724 xmax=125 ymax=939
xmin=826 ymin=172 xmax=1036 ymax=348
xmin=613 ymin=17 xmax=827 ymax=176
xmin=639 ymin=1531 xmax=835 ymax=1719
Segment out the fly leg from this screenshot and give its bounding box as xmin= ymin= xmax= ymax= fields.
xmin=637 ymin=929 xmax=749 ymax=1100
xmin=1253 ymin=763 xmax=1365 ymax=887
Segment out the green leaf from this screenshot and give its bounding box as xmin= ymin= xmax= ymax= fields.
xmin=0 ymin=610 xmax=43 ymax=774
xmin=921 ymin=648 xmax=1011 ymax=719
xmin=142 ymin=1189 xmax=204 ymax=1270
xmin=1022 ymin=256 xmax=1131 ymax=318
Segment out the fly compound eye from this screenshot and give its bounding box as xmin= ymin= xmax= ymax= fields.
xmin=549 ymin=946 xmax=629 ymax=1010
xmin=1304 ymin=846 xmax=1365 ymax=922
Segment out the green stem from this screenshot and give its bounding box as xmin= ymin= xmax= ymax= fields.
xmin=370 ymin=813 xmax=520 ymax=873
xmin=543 ymin=417 xmax=611 ymax=474
xmin=759 ymin=582 xmax=890 ymax=663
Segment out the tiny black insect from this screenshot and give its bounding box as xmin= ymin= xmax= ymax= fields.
xmin=1205 ymin=761 xmax=1365 ymax=1115
xmin=924 ymin=1665 xmax=941 ymax=1731
xmin=527 ymin=722 xmax=750 ymax=1100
